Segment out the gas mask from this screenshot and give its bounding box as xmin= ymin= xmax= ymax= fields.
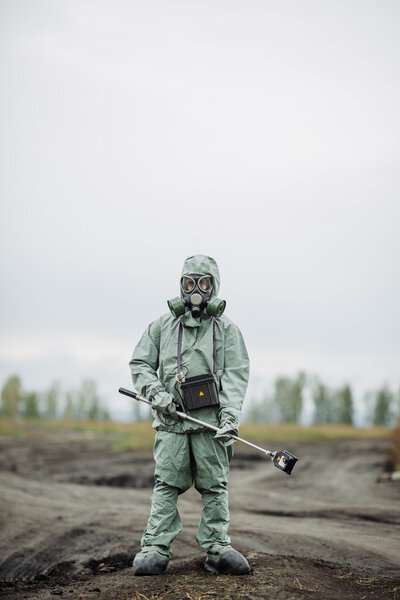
xmin=167 ymin=273 xmax=226 ymax=319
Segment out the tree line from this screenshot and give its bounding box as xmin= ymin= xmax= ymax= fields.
xmin=0 ymin=375 xmax=110 ymax=421
xmin=1 ymin=372 xmax=399 ymax=426
xmin=246 ymin=372 xmax=400 ymax=427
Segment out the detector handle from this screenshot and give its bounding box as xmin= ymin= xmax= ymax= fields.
xmin=118 ymin=388 xmax=299 ymax=473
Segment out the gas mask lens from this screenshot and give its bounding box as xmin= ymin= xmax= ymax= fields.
xmin=181 ymin=276 xmax=196 ymax=293
xmin=180 ymin=275 xmax=213 ymax=294
xmin=199 ymin=276 xmax=213 ymax=292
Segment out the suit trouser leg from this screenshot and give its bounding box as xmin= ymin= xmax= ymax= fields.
xmin=190 ymin=431 xmax=233 ymax=559
xmin=139 ymin=430 xmax=192 ymax=560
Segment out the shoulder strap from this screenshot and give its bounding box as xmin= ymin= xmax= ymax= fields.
xmin=177 ymin=322 xmax=183 ymax=378
xmin=212 ymin=318 xmax=217 ymax=375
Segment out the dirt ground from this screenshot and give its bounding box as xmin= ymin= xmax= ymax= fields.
xmin=0 ymin=428 xmax=399 ymax=600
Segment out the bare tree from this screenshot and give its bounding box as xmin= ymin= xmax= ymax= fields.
xmin=373 ymin=385 xmax=393 ymax=426
xmin=43 ymin=381 xmax=61 ymax=419
xmin=335 ymin=385 xmax=354 ymax=425
xmin=21 ymin=392 xmax=40 ymax=418
xmin=1 ymin=375 xmax=22 ymax=419
xmin=63 ymin=391 xmax=76 ymax=420
xmin=312 ymin=379 xmax=335 ymax=424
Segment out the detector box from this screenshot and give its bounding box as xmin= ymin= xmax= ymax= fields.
xmin=180 ymin=373 xmax=220 ymax=411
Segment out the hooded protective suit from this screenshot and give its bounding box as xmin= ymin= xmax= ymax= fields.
xmin=129 ymin=255 xmax=249 ymax=562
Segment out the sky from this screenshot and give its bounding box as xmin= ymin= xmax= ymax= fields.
xmin=1 ymin=1 xmax=399 ymax=422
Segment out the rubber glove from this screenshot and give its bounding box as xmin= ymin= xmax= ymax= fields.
xmin=151 ymin=391 xmax=180 ymax=422
xmin=214 ymin=421 xmax=238 ymax=446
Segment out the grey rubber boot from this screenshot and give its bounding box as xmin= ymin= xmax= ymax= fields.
xmin=133 ymin=552 xmax=169 ymax=576
xmin=204 ymin=548 xmax=251 ymax=575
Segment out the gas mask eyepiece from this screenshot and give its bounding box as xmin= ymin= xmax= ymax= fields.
xmin=181 ymin=275 xmax=213 ymax=295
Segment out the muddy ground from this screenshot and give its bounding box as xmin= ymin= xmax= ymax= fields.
xmin=0 ymin=428 xmax=399 ymax=600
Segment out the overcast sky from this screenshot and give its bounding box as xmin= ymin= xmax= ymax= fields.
xmin=1 ymin=1 xmax=399 ymax=421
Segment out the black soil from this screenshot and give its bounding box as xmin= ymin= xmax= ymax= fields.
xmin=0 ymin=429 xmax=399 ymax=599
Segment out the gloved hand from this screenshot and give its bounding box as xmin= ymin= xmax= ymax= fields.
xmin=151 ymin=391 xmax=180 ymax=422
xmin=214 ymin=421 xmax=238 ymax=446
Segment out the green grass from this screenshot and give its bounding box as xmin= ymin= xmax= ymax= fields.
xmin=0 ymin=417 xmax=392 ymax=452
xmin=239 ymin=423 xmax=391 ymax=442
xmin=389 ymin=419 xmax=400 ymax=471
xmin=0 ymin=417 xmax=156 ymax=451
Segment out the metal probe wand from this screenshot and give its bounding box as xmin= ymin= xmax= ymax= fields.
xmin=118 ymin=387 xmax=298 ymax=475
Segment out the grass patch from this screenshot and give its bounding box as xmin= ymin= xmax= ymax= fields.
xmin=355 ymin=576 xmax=380 ymax=586
xmin=0 ymin=417 xmax=156 ymax=451
xmin=0 ymin=418 xmax=27 ymax=437
xmin=239 ymin=423 xmax=390 ymax=442
xmin=294 ymin=576 xmax=317 ymax=592
xmin=389 ymin=419 xmax=400 ymax=472
xmin=0 ymin=418 xmax=391 ymax=452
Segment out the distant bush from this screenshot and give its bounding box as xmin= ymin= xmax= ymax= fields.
xmin=1 ymin=375 xmax=22 ymax=418
xmin=311 ymin=380 xmax=354 ymax=425
xmin=0 ymin=375 xmax=110 ymax=422
xmin=363 ymin=385 xmax=400 ymax=427
xmin=246 ymin=374 xmax=399 ymax=427
xmin=388 ymin=419 xmax=400 ymax=472
xmin=247 ymin=372 xmax=306 ymax=424
xmin=246 ymin=372 xmax=356 ymax=426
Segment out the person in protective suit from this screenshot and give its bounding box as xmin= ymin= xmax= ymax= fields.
xmin=129 ymin=255 xmax=250 ymax=576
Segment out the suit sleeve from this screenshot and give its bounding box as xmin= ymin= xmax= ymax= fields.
xmin=129 ymin=318 xmax=166 ymax=399
xmin=218 ymin=322 xmax=250 ymax=428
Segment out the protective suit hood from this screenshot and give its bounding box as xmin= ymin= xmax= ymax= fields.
xmin=181 ymin=255 xmax=220 ymax=298
xmin=167 ymin=255 xmax=224 ymax=319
